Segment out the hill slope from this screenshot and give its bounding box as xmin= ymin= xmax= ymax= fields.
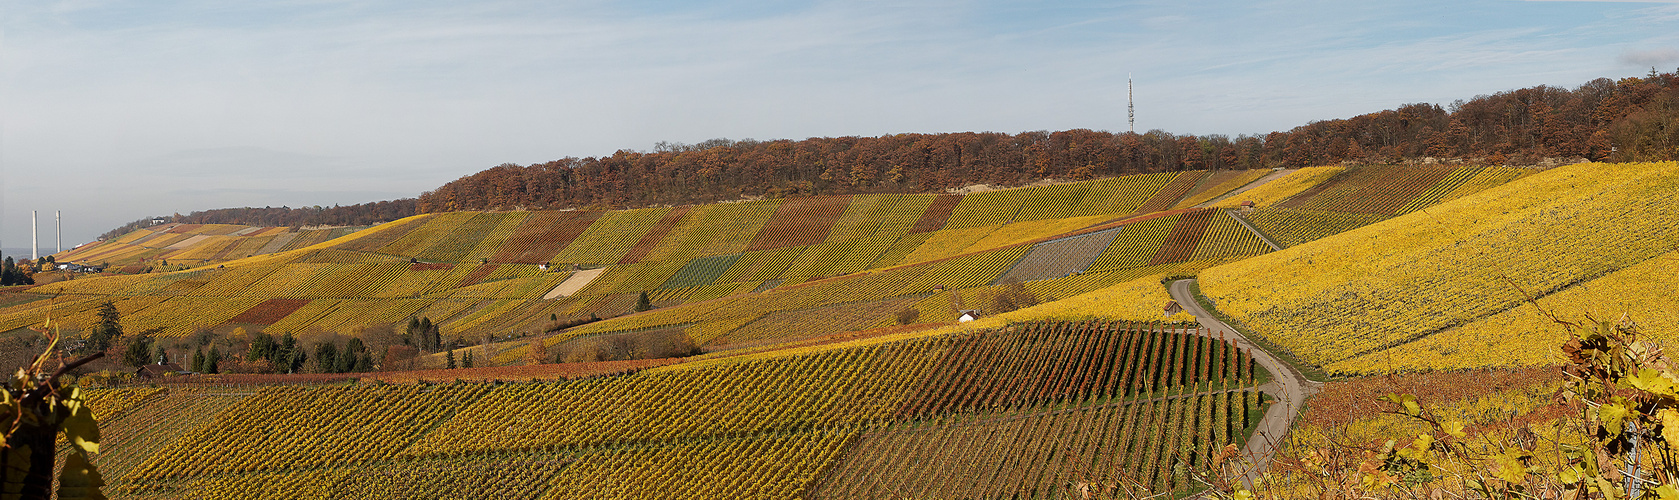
xmin=6 ymin=164 xmax=1536 ymax=372
xmin=1200 ymin=161 xmax=1679 ymax=374
xmin=83 ymin=320 xmax=1265 ymax=498
xmin=18 ymin=171 xmax=1271 ymax=353
xmin=3 ymin=161 xmax=1611 ymax=499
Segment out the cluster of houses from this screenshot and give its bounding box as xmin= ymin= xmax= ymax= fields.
xmin=57 ymin=262 xmax=107 ymax=273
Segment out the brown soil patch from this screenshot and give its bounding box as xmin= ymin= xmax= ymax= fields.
xmin=227 ymin=298 xmax=312 ymax=325
xmin=908 ymin=194 xmax=963 ymax=233
xmin=616 ymin=206 xmax=691 ymax=265
xmin=490 ymin=210 xmax=604 ymax=264
xmin=745 ymin=196 xmax=852 ymax=251
xmin=1148 ymin=208 xmax=1215 ymax=265
xmin=457 ymin=264 xmax=500 ymax=288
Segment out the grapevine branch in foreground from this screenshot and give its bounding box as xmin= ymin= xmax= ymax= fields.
xmin=3 ymin=320 xmax=108 ymax=500
xmin=1195 ymin=277 xmax=1679 ymax=499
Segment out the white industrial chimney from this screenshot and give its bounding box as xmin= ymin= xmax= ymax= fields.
xmin=56 ymin=211 xmax=62 ymax=254
xmin=31 ymin=211 xmax=37 ymax=261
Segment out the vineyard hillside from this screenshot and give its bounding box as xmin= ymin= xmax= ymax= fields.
xmin=74 ymin=321 xmax=1266 ymax=498
xmin=58 ymin=223 xmax=369 ymax=269
xmin=5 ymin=165 xmax=1537 ymax=370
xmin=0 ymin=161 xmax=1606 ymax=499
xmin=12 ymin=171 xmax=1249 ymax=353
xmin=1199 ymin=161 xmax=1679 ymax=375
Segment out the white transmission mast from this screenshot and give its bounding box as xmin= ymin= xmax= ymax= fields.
xmin=1128 ymin=74 xmax=1135 ymax=133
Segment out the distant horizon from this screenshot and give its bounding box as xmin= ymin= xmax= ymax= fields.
xmin=1 ymin=248 xmax=62 ymax=261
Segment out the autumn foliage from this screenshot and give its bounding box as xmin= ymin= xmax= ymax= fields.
xmin=414 ymin=73 xmax=1679 ymax=214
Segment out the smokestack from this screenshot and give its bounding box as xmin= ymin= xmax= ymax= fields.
xmin=56 ymin=211 xmax=62 ymax=254
xmin=31 ymin=211 xmax=37 ymax=261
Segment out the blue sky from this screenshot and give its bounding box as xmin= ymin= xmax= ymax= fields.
xmin=2 ymin=0 xmax=1677 ymax=248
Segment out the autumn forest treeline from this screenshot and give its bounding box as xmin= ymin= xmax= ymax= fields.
xmin=414 ymin=72 xmax=1679 ymax=212
xmin=106 ymin=72 xmax=1679 ymax=236
xmin=98 ymin=200 xmax=418 ymax=242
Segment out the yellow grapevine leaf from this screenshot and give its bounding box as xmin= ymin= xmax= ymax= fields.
xmin=1557 ymin=465 xmax=1583 ymax=485
xmin=1595 ymin=477 xmax=1619 ymax=499
xmin=1656 ymin=484 xmax=1679 ymax=500
xmin=55 ymin=451 xmax=107 ymax=500
xmin=1382 ymin=393 xmax=1422 ymax=417
xmin=1661 ymin=409 xmax=1679 ymax=448
xmin=1628 ymin=368 xmax=1676 ymax=397
xmin=1486 ymin=448 xmax=1530 ymax=484
xmin=1400 ymin=433 xmax=1434 ymax=461
xmin=1441 ymin=420 xmax=1466 ymax=439
xmin=1599 ymin=402 xmax=1630 ymax=437
xmin=60 ymin=387 xmax=100 ymax=455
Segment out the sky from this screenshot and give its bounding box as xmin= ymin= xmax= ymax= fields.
xmin=1 ymin=0 xmax=1677 ymax=249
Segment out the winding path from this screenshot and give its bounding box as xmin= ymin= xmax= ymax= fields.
xmin=1169 ymin=279 xmax=1321 ymax=483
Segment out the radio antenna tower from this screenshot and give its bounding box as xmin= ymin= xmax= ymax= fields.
xmin=1127 ymin=74 xmax=1135 ymax=133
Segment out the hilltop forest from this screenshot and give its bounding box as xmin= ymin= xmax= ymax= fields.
xmin=414 ymin=71 xmax=1679 ymax=211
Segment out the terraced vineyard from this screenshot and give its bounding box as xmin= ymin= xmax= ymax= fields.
xmin=1203 ymin=161 xmax=1679 ymax=373
xmin=56 ymin=223 xmax=364 ymax=268
xmin=25 ymin=162 xmax=1351 ymax=355
xmin=1215 ymin=164 xmax=1538 ymax=250
xmin=86 ymin=321 xmax=1265 ymax=499
xmin=3 ymin=158 xmax=1619 ymax=499
xmin=1243 ymin=208 xmax=1391 ymax=248
xmin=25 ymin=165 xmax=1536 ymax=358
xmin=1277 ymin=164 xmax=1458 ymax=214
xmin=28 ymin=170 xmax=1293 ymax=351
xmin=1173 ymin=169 xmax=1273 ymax=209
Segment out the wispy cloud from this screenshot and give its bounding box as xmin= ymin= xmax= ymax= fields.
xmin=1620 ymin=48 xmax=1679 ymax=66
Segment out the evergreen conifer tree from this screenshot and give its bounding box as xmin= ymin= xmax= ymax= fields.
xmin=1 ymin=256 xmax=16 ymax=286
xmin=122 ymin=335 xmax=153 ymax=367
xmin=338 ymin=338 xmax=364 ymax=373
xmin=634 ymin=291 xmax=653 ymax=312
xmin=315 ymin=343 xmax=339 ymax=373
xmin=247 ymin=332 xmax=276 ymax=364
xmin=277 ymin=333 xmax=303 ymax=373
xmin=87 ymin=301 xmax=122 ymax=353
